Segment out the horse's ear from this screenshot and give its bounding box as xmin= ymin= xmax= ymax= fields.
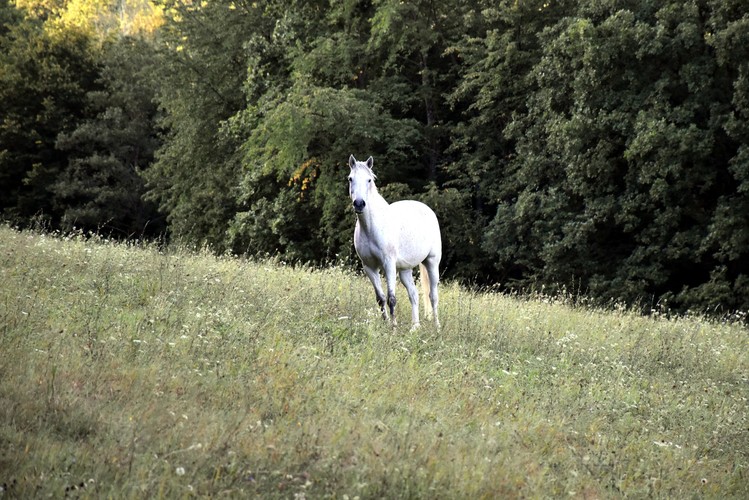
xmin=348 ymin=154 xmax=356 ymax=169
xmin=366 ymin=156 xmax=374 ymax=170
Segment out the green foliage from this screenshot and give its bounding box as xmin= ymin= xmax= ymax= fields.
xmin=0 ymin=2 xmax=161 ymax=237
xmin=229 ymin=82 xmax=422 ymax=261
xmin=222 ymin=1 xmax=407 ymax=261
xmin=143 ymin=0 xmax=283 ymax=250
xmin=418 ymin=184 xmax=489 ymax=280
xmin=53 ymin=37 xmax=163 ymax=237
xmin=480 ymin=0 xmax=749 ymax=312
xmin=0 ymin=7 xmax=100 ymax=224
xmin=4 ymin=0 xmax=749 ymax=313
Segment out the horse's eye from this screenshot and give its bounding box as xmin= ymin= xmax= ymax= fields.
xmin=348 ymin=177 xmax=352 ymax=183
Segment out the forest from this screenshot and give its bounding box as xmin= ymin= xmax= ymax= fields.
xmin=2 ymin=0 xmax=748 ymax=314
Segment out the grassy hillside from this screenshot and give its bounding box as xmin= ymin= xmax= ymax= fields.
xmin=1 ymin=226 xmax=747 ymax=498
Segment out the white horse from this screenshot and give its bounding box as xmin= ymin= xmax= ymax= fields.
xmin=348 ymin=154 xmax=441 ymax=329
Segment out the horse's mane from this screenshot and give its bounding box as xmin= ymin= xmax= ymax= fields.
xmin=352 ymin=163 xmax=379 ymax=195
xmin=353 ymin=162 xmax=377 ymax=179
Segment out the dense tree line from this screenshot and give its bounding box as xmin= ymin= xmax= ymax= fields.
xmin=0 ymin=0 xmax=163 ymax=237
xmin=2 ymin=0 xmax=748 ymax=314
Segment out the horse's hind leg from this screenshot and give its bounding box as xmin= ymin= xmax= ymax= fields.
xmin=399 ymin=269 xmax=420 ymax=330
xmin=363 ymin=266 xmax=387 ymax=321
xmin=424 ymin=258 xmax=440 ymax=329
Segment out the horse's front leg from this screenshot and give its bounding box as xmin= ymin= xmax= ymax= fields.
xmin=383 ymin=263 xmax=398 ymax=327
xmin=363 ymin=266 xmax=388 ymax=321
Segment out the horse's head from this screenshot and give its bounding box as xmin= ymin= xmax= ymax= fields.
xmin=348 ymin=154 xmax=376 ymax=214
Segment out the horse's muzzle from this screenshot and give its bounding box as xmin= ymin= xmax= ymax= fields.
xmin=353 ymin=199 xmax=366 ymax=213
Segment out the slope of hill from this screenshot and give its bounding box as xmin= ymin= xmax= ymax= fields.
xmin=1 ymin=226 xmax=747 ymax=497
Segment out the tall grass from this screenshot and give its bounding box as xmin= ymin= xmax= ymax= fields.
xmin=1 ymin=226 xmax=747 ymax=498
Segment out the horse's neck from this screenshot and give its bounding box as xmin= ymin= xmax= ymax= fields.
xmin=357 ymin=192 xmax=390 ymax=235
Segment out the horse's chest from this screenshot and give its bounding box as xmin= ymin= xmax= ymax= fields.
xmin=354 ymin=226 xmax=392 ymax=268
xmin=355 ymin=244 xmax=383 ymax=268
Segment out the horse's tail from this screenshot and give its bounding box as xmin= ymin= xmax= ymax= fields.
xmin=419 ymin=263 xmax=433 ymax=321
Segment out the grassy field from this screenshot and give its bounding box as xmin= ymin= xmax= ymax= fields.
xmin=0 ymin=226 xmax=747 ymax=498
